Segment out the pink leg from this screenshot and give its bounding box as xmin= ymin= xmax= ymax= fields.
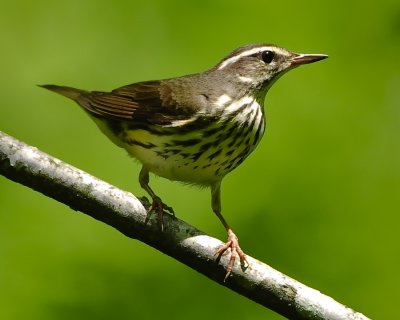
xmin=211 ymin=181 xmax=248 ymax=280
xmin=139 ymin=167 xmax=174 ymax=230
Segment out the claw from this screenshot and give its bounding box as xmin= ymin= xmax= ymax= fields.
xmin=215 ymin=229 xmax=248 ymax=281
xmin=139 ymin=167 xmax=175 ymax=231
xmin=147 ymin=196 xmax=174 ymax=231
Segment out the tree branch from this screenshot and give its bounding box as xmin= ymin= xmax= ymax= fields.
xmin=0 ymin=130 xmax=369 ymax=320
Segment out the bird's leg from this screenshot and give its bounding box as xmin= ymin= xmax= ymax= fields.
xmin=139 ymin=166 xmax=174 ymax=230
xmin=211 ymin=181 xmax=248 ymax=279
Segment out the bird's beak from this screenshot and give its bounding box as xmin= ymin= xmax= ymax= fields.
xmin=291 ymin=53 xmax=328 ymax=66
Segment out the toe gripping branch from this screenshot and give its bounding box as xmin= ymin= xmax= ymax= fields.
xmin=216 ymin=229 xmax=249 ymax=281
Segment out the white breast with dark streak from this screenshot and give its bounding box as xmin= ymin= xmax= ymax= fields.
xmin=123 ymin=96 xmax=266 ymax=185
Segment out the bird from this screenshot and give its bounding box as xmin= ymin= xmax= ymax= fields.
xmin=40 ymin=43 xmax=327 ymax=277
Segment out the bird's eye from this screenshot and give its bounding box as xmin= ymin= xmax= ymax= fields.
xmin=261 ymin=50 xmax=275 ymax=63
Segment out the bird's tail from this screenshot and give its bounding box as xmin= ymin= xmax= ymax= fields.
xmin=39 ymin=84 xmax=87 ymax=102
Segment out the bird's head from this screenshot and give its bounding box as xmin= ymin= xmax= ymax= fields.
xmin=214 ymin=43 xmax=327 ymax=93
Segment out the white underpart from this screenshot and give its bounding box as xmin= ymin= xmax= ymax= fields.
xmin=215 ymin=94 xmax=232 ymax=107
xmin=222 ymin=95 xmax=253 ymax=114
xmin=236 ymin=99 xmax=261 ymax=124
xmin=120 ymin=95 xmax=264 ymax=184
xmin=217 ymin=46 xmax=273 ymax=70
xmin=253 ymin=102 xmax=264 ymax=130
xmin=217 ymin=95 xmax=261 ymax=125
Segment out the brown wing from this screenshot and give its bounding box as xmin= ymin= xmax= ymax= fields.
xmin=80 ymin=80 xmax=196 ymax=125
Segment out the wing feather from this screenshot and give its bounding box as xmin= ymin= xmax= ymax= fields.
xmin=81 ymin=80 xmax=197 ymax=125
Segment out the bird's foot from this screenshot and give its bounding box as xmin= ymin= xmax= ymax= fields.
xmin=147 ymin=196 xmax=175 ymax=231
xmin=215 ymin=229 xmax=248 ymax=280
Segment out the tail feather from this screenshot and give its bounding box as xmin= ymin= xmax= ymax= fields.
xmin=39 ymin=84 xmax=86 ymax=101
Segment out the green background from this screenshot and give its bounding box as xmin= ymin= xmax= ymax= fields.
xmin=1 ymin=1 xmax=399 ymax=319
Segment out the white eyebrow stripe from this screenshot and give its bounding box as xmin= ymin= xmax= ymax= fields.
xmin=217 ymin=46 xmax=272 ymax=70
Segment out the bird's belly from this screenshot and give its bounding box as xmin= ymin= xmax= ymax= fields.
xmin=120 ymin=116 xmax=265 ymax=185
xmin=94 ymin=98 xmax=266 ymax=185
xmin=129 ymin=144 xmax=219 ymax=184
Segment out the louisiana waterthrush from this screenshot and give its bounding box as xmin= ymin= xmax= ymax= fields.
xmin=41 ymin=43 xmax=327 ymax=276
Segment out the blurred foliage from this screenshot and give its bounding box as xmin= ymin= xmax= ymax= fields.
xmin=1 ymin=0 xmax=399 ymax=319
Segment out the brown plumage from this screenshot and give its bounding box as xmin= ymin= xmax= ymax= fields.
xmin=41 ymin=43 xmax=327 ymax=279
